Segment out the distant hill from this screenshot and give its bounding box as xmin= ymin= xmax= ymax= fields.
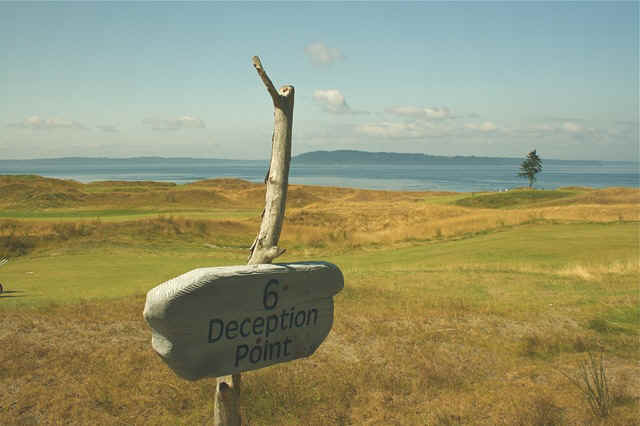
xmin=293 ymin=150 xmax=518 ymax=164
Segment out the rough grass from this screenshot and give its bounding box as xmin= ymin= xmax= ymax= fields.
xmin=2 ymin=176 xmax=638 ymax=255
xmin=454 ymin=187 xmax=640 ymax=210
xmin=0 ymin=176 xmax=639 ymax=424
xmin=455 ymin=188 xmax=576 ymax=208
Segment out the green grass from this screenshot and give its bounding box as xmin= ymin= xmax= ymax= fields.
xmin=333 ymin=222 xmax=638 ymax=272
xmin=0 ymin=247 xmax=248 ymax=307
xmin=420 ymin=193 xmax=470 ymax=205
xmin=2 ymin=222 xmax=636 ymax=313
xmin=454 ymin=189 xmax=578 ymax=209
xmin=588 ymin=306 xmax=640 ymax=335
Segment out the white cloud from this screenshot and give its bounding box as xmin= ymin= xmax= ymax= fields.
xmin=531 ymin=123 xmax=554 ymax=132
xmin=142 ymin=115 xmax=205 ymax=131
xmin=523 ymin=121 xmax=588 ymax=136
xmin=96 ymin=124 xmax=119 ymax=133
xmin=561 ymin=121 xmax=584 ymax=133
xmin=356 ymin=122 xmax=427 ymax=139
xmin=176 ymin=116 xmax=205 ymax=128
xmin=313 ymin=89 xmax=350 ymax=114
xmin=609 ymin=120 xmax=639 ymax=137
xmin=305 ymin=42 xmax=345 ymax=66
xmin=7 ymin=116 xmax=86 ymax=130
xmin=464 ymin=121 xmax=497 ymax=132
xmin=387 ymin=106 xmax=453 ymax=120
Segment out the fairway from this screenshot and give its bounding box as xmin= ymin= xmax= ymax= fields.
xmin=1 ymin=177 xmax=638 ymax=425
xmin=1 ymin=222 xmax=637 ymax=309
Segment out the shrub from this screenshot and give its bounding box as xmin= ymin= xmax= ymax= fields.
xmin=561 ymin=351 xmax=613 ymax=418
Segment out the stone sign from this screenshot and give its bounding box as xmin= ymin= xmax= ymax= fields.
xmin=144 ymin=262 xmax=343 ymax=380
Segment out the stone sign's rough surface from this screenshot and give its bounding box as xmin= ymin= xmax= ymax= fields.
xmin=144 ymin=262 xmax=343 ymax=380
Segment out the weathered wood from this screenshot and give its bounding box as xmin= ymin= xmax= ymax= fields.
xmin=251 ymin=56 xmax=279 ymax=105
xmin=216 ymin=56 xmax=295 ymax=426
xmin=214 ymin=378 xmax=240 ymax=426
xmin=247 ymin=56 xmax=294 ymax=265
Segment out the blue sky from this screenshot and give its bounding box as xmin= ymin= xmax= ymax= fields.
xmin=1 ymin=1 xmax=637 ymax=161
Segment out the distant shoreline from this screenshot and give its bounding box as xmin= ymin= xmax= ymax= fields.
xmin=292 ymin=150 xmax=637 ymax=165
xmin=0 ymin=154 xmax=637 ymax=192
xmin=0 ymin=150 xmax=637 ymax=165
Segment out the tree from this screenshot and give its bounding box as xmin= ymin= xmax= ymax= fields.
xmin=518 ymin=149 xmax=543 ymax=188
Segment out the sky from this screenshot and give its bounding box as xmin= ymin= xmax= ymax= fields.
xmin=1 ymin=1 xmax=638 ymax=161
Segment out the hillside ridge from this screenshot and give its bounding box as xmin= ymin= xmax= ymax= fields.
xmin=292 ymin=149 xmax=615 ymax=165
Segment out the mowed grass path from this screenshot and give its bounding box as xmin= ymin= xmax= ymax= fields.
xmin=2 ymin=222 xmax=636 ymax=308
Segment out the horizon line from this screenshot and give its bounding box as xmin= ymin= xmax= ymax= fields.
xmin=0 ymin=151 xmax=637 ymax=164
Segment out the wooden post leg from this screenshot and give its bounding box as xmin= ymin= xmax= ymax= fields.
xmin=214 ymin=374 xmax=241 ymax=426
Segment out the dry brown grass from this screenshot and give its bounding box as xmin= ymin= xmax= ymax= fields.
xmin=2 ymin=293 xmax=637 ymax=425
xmin=443 ymin=259 xmax=640 ymax=281
xmin=479 ymin=258 xmax=640 ymax=284
xmin=545 ymin=187 xmax=640 ymax=206
xmin=0 ymin=216 xmax=256 ymax=257
xmin=283 ymin=198 xmax=639 ymax=248
xmin=2 ymin=176 xmax=639 ymax=258
xmin=0 ymin=299 xmax=203 ymax=425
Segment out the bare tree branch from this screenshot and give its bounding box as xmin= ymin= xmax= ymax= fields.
xmin=214 ymin=55 xmax=295 ymax=425
xmin=252 ymin=56 xmax=279 ymax=104
xmin=247 ymin=57 xmax=295 ymax=265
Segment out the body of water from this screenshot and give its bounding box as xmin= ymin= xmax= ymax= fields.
xmin=0 ymin=157 xmax=638 ymax=192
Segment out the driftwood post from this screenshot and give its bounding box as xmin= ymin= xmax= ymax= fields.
xmin=213 ymin=56 xmax=295 ymax=426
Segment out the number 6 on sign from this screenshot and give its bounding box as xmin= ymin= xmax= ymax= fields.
xmin=263 ymin=279 xmax=279 ymax=310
